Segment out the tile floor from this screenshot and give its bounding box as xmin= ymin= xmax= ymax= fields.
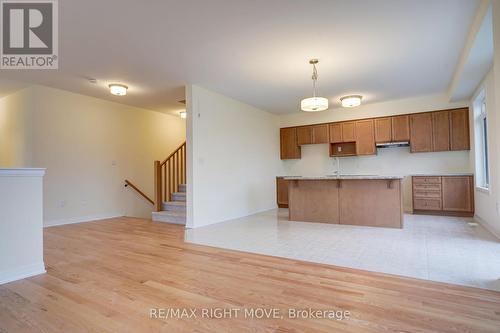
xmin=185 ymin=209 xmax=500 ymax=291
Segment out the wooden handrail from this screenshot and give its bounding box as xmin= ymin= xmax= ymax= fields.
xmin=124 ymin=179 xmax=154 ymax=205
xmin=161 ymin=141 xmax=186 ymax=166
xmin=155 ymin=141 xmax=186 ymax=211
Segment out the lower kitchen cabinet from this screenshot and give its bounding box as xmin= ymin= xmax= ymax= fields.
xmin=276 ymin=177 xmax=289 ymax=208
xmin=442 ymin=176 xmax=474 ymax=212
xmin=412 ymin=175 xmax=474 ymax=216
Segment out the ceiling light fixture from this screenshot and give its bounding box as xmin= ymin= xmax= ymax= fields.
xmin=340 ymin=95 xmax=362 ymax=108
xmin=109 ymin=83 xmax=128 ymax=96
xmin=301 ymin=59 xmax=329 ymax=112
xmin=179 ymin=111 xmax=187 ymax=119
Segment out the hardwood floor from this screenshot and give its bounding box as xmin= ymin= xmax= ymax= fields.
xmin=1 ymin=217 xmax=500 ymax=333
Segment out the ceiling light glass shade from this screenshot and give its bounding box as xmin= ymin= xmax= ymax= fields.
xmin=301 ymin=97 xmax=329 ymax=112
xmin=180 ymin=111 xmax=187 ymax=119
xmin=340 ymin=95 xmax=362 ymax=108
xmin=109 ymin=84 xmax=128 ymax=96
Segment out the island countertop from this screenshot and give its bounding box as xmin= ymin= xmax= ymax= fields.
xmin=283 ymin=175 xmax=404 ymax=180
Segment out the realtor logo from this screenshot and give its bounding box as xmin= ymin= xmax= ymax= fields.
xmin=1 ymin=0 xmax=58 ymax=69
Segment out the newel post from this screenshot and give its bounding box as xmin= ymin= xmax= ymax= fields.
xmin=154 ymin=160 xmax=162 ymax=212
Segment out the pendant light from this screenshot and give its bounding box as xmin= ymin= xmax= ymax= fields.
xmin=301 ymin=59 xmax=329 ymax=112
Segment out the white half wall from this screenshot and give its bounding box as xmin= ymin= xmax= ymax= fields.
xmin=187 ymin=85 xmax=282 ymax=228
xmin=0 ymin=169 xmax=46 ymax=284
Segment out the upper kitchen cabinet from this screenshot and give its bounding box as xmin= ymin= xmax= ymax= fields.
xmin=375 ymin=116 xmax=409 ymax=143
xmin=296 ymin=124 xmax=329 ymax=145
xmin=280 ymin=127 xmax=301 ymax=160
xmin=330 ymin=122 xmax=356 ymax=143
xmin=432 ymin=111 xmax=450 ymax=152
xmin=450 ymin=108 xmax=470 ymax=151
xmin=296 ymin=126 xmax=313 ymax=145
xmin=355 ymin=119 xmax=376 ymax=155
xmin=410 ymin=113 xmax=433 ymax=153
xmin=342 ymin=122 xmax=356 ymax=142
xmin=391 ymin=115 xmax=410 ymax=141
xmin=375 ymin=118 xmax=392 ymax=143
xmin=312 ymin=124 xmax=329 ymax=144
xmin=329 ymin=123 xmax=342 ymax=143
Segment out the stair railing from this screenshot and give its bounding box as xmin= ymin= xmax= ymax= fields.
xmin=154 ymin=141 xmax=186 ymax=211
xmin=124 ymin=179 xmax=154 ymax=205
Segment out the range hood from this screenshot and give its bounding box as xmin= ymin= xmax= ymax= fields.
xmin=376 ymin=141 xmax=410 ymax=148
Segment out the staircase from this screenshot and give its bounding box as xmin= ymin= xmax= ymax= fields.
xmin=151 ymin=142 xmax=187 ymax=225
xmin=152 ymin=183 xmax=186 ymax=224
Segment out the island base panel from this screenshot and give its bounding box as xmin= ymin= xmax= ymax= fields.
xmin=288 ymin=180 xmax=340 ymax=224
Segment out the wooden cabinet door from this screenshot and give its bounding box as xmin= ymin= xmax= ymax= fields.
xmin=375 ymin=117 xmax=392 ymax=143
xmin=280 ymin=128 xmax=301 ymax=159
xmin=342 ymin=122 xmax=356 ymax=142
xmin=329 ymin=123 xmax=342 ymax=143
xmin=276 ymin=177 xmax=289 ymax=208
xmin=442 ymin=176 xmax=473 ymax=212
xmin=339 ymin=179 xmax=402 ymax=228
xmin=410 ymin=113 xmax=433 ymax=153
xmin=432 ymin=111 xmax=450 ymax=152
xmin=355 ymin=120 xmax=376 ymax=155
xmin=450 ymin=108 xmax=470 ymax=151
xmin=312 ymin=124 xmax=329 ymax=144
xmin=296 ymin=126 xmax=313 ymax=145
xmin=392 ymin=115 xmax=410 ymax=141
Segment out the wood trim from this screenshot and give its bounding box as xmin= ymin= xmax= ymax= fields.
xmin=153 ymin=161 xmax=162 ymax=211
xmin=161 ymin=142 xmax=186 ymax=166
xmin=125 ymin=179 xmax=155 ymax=205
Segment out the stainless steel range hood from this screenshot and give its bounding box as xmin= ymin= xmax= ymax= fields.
xmin=376 ymin=141 xmax=410 ymax=148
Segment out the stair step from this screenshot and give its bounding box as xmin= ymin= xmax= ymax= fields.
xmin=178 ymin=184 xmax=186 ymax=193
xmin=172 ymin=192 xmax=186 ymax=202
xmin=162 ymin=201 xmax=186 ymax=212
xmin=152 ymin=211 xmax=186 ymax=225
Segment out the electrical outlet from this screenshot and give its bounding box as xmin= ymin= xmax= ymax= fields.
xmin=60 ymin=200 xmax=67 ymax=208
xmin=111 ymin=160 xmax=117 ymax=166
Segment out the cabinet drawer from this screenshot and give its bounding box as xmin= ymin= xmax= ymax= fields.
xmin=414 ymin=199 xmax=442 ymax=211
xmin=413 ymin=184 xmax=441 ymax=191
xmin=413 ymin=176 xmax=441 ymax=184
xmin=414 ymin=190 xmax=441 ymax=199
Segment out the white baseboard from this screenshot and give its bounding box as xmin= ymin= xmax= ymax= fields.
xmin=0 ymin=262 xmax=46 ymax=285
xmin=474 ymin=215 xmax=500 ymax=241
xmin=44 ymin=213 xmax=124 ymax=227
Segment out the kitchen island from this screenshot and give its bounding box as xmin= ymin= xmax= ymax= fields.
xmin=284 ymin=176 xmax=404 ymax=228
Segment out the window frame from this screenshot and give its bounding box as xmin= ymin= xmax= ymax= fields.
xmin=476 ymin=95 xmax=490 ymax=191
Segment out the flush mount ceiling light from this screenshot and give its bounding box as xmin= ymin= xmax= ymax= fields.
xmin=179 ymin=111 xmax=187 ymax=119
xmin=340 ymin=95 xmax=362 ymax=108
xmin=109 ymin=83 xmax=128 ymax=96
xmin=301 ymin=59 xmax=329 ymax=112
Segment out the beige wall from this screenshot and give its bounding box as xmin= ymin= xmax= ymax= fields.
xmin=471 ymin=0 xmax=500 ymax=237
xmin=187 ymin=85 xmax=282 ymax=228
xmin=0 ymin=88 xmax=33 ymax=167
xmin=279 ymin=93 xmax=472 ymax=212
xmin=0 ymin=86 xmax=186 ymax=225
xmin=470 ymin=69 xmax=500 ymax=237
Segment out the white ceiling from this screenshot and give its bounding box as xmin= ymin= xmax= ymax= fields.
xmin=0 ymin=0 xmax=479 ymax=114
xmin=450 ymin=5 xmax=493 ymax=101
